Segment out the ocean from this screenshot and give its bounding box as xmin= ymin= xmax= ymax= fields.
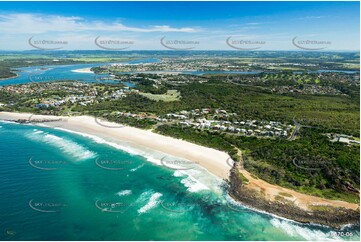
xmin=0 ymin=121 xmax=359 ymax=241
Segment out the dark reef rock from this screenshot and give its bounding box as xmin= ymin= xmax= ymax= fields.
xmin=228 ymin=166 xmax=360 ymax=229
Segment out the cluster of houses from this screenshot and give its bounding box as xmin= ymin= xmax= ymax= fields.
xmin=0 ymin=84 xmax=43 ymax=94
xmin=100 ymin=108 xmax=292 ymax=138
xmin=112 ymin=111 xmax=155 ymax=119
xmin=37 ymin=87 xmax=130 ymax=108
xmin=0 ymin=82 xmax=94 ymax=95
xmin=327 ymin=133 xmax=360 ymax=146
xmin=157 ymin=108 xmax=292 ymax=138
xmin=271 ymin=85 xmax=343 ymax=96
xmin=36 ymin=95 xmax=97 ymax=108
xmin=102 ymin=58 xmax=257 ymax=73
xmin=248 ymin=62 xmax=317 ymax=68
xmin=114 ymin=73 xmax=205 ymax=87
xmin=0 ymin=82 xmax=130 ymax=108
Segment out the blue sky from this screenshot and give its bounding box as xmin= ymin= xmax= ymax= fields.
xmin=0 ymin=1 xmax=359 ymax=51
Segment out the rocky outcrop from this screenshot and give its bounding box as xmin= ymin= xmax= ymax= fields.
xmin=228 ymin=166 xmax=360 ymax=229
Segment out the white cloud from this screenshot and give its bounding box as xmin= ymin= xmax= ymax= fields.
xmin=0 ymin=13 xmax=357 ymax=50
xmin=0 ymin=13 xmax=198 ymax=34
xmin=295 ymin=15 xmax=327 ymax=20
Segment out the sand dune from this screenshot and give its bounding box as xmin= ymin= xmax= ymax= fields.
xmin=71 ymin=68 xmax=93 ymax=73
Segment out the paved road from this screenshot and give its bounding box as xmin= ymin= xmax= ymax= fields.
xmin=289 ymin=116 xmax=301 ymax=141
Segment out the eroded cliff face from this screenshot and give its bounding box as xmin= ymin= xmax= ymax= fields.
xmin=228 ymin=165 xmax=244 ymax=197
xmin=228 ymin=165 xmax=360 ymax=229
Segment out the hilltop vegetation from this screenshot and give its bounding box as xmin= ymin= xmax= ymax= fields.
xmin=78 ymin=80 xmax=359 ymax=135
xmin=0 ymin=52 xmax=359 ymax=203
xmin=0 ymin=66 xmax=17 ymax=79
xmin=0 ymin=53 xmax=137 ymax=79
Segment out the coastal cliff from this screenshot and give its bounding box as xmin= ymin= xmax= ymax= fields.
xmin=228 ymin=164 xmax=360 ymax=229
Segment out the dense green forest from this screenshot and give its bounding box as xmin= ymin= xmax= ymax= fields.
xmin=155 ymin=125 xmax=359 ymax=203
xmin=0 ymin=66 xmax=16 ymax=79
xmin=71 ymin=78 xmax=361 ymax=203
xmin=74 ymin=80 xmax=359 ymax=135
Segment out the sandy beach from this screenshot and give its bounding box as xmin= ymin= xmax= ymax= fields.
xmin=71 ymin=68 xmax=93 ymax=74
xmin=0 ymin=112 xmax=231 ymax=179
xmin=1 ymin=111 xmax=359 ymax=229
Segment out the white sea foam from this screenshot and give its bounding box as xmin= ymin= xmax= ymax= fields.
xmin=270 ymin=218 xmax=338 ymax=241
xmin=173 ymin=169 xmax=219 ymax=193
xmin=32 ymin=129 xmax=44 ymax=135
xmin=173 ymin=170 xmax=185 ymax=177
xmin=137 ymin=192 xmax=162 ymax=214
xmin=26 ymin=130 xmax=96 ymax=161
xmin=130 ymin=164 xmax=144 ymax=172
xmin=116 ymin=190 xmax=132 ymax=196
xmin=6 ymin=119 xmax=350 ymax=239
xmin=0 ymin=120 xmax=18 ymax=124
xmin=180 ymin=175 xmax=210 ymax=193
xmin=135 ymin=190 xmax=154 ymax=204
xmin=224 ymin=193 xmax=347 ymax=241
xmin=54 ymin=127 xmax=163 ymax=166
xmin=54 ymin=127 xmax=225 ymax=194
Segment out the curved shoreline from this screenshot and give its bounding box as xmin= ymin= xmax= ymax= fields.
xmin=0 ymin=112 xmax=231 ymax=179
xmin=0 ymin=73 xmax=18 ymax=81
xmin=229 ymin=163 xmax=360 ymax=229
xmin=71 ymin=67 xmax=94 ymax=73
xmin=0 ymin=111 xmax=359 ymax=229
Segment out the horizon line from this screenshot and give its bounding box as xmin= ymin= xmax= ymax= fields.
xmin=0 ymin=49 xmax=360 ymax=52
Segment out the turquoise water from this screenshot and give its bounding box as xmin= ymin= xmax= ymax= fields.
xmin=0 ymin=121 xmax=359 ymax=241
xmin=1 ymin=57 xmax=356 ymax=88
xmin=1 ymin=61 xmax=261 ymax=87
xmin=0 ymin=58 xmax=160 ymax=86
xmin=119 ymin=70 xmax=263 ymax=75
